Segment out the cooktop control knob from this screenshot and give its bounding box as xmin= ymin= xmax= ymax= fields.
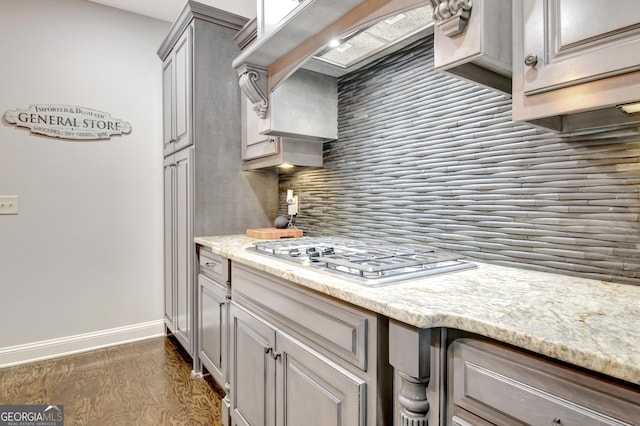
xmin=323 ymin=247 xmax=335 ymax=256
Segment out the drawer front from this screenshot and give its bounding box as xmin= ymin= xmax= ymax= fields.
xmin=449 ymin=339 xmax=640 ymax=426
xmin=198 ymin=247 xmax=229 ymax=284
xmin=232 ymin=263 xmax=369 ymax=371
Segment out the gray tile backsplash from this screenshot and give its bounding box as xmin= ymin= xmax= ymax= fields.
xmin=279 ymin=36 xmax=640 ymax=285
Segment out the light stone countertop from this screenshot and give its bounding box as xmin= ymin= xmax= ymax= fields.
xmin=195 ymin=234 xmax=640 ymax=386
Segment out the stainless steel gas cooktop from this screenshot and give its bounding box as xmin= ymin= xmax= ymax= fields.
xmin=249 ymin=236 xmax=476 ymax=286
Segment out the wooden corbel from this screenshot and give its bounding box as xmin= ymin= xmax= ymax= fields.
xmin=429 ymin=0 xmax=472 ymax=37
xmin=237 ymin=64 xmax=268 ymax=119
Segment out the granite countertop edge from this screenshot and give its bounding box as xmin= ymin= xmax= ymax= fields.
xmin=195 ymin=234 xmax=640 ymax=386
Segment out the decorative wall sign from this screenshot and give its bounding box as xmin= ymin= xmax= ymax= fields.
xmin=3 ymin=104 xmax=132 ymax=140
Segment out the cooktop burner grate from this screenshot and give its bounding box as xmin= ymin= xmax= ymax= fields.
xmin=250 ymin=237 xmax=476 ymax=286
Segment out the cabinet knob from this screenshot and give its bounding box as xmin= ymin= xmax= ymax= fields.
xmin=524 ymin=53 xmax=538 ymax=67
xmin=264 ymin=346 xmax=272 ymax=355
xmin=271 ymin=350 xmax=281 ymax=360
xmin=552 ymin=418 xmax=562 ymax=426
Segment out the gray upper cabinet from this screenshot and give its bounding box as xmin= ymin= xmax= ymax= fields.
xmin=241 ymin=93 xmax=324 ymax=170
xmin=512 ymin=0 xmax=640 ymax=135
xmin=162 ymin=28 xmax=191 ymax=157
xmin=520 ymin=0 xmax=640 ymax=96
xmin=242 ymin=93 xmax=278 ymax=161
xmin=432 ymin=0 xmax=512 ymax=95
xmin=235 ymin=18 xmax=326 ymax=169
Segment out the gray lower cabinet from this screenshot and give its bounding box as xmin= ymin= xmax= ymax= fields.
xmin=447 ymin=338 xmax=640 ymax=426
xmin=198 ymin=275 xmax=226 ymax=381
xmin=230 ymin=303 xmax=366 ymax=426
xmin=229 ymin=263 xmax=391 ymax=426
xmin=229 ymin=303 xmax=275 ymax=426
xmin=389 ymin=323 xmax=640 ymax=426
xmin=197 ymin=246 xmax=232 ymax=422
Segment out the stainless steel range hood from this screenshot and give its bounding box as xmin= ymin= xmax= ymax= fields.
xmin=233 ymin=0 xmax=432 ymax=90
xmin=303 ymin=4 xmax=434 ymax=77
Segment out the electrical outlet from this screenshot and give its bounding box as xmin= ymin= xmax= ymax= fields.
xmin=0 ymin=196 xmax=19 ymax=214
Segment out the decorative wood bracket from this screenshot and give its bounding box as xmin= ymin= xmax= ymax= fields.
xmin=237 ymin=64 xmax=268 ymax=119
xmin=429 ymin=0 xmax=472 ymax=37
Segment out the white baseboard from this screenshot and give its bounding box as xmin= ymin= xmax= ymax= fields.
xmin=0 ymin=319 xmax=166 ymax=369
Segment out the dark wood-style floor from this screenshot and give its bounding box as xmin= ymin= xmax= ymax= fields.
xmin=0 ymin=336 xmax=223 ymax=425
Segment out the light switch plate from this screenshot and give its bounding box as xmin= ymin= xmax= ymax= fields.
xmin=0 ymin=196 xmax=19 ymax=214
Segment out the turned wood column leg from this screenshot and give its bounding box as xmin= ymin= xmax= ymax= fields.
xmin=398 ymin=372 xmax=430 ymax=425
xmin=389 ymin=320 xmax=436 ymax=426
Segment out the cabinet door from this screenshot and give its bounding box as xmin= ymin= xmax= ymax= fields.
xmin=199 ymin=274 xmax=226 ymax=386
xmin=241 ymin=95 xmax=278 ymax=161
xmin=276 ymin=332 xmax=366 ymax=426
xmin=230 ymin=304 xmax=276 ymax=426
xmin=521 ymin=0 xmax=640 ymax=95
xmin=162 ymin=25 xmax=191 ymax=156
xmin=174 ymin=147 xmax=193 ymax=355
xmin=162 ymin=57 xmax=175 ymax=156
xmin=163 ymin=156 xmax=176 ymax=329
xmin=173 ymin=27 xmax=191 ymax=153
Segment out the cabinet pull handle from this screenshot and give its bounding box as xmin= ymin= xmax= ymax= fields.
xmin=271 ymin=350 xmax=281 ymax=360
xmin=205 ymin=262 xmax=216 ymax=267
xmin=552 ymin=418 xmax=562 ymax=426
xmin=524 ymin=53 xmax=538 ymax=67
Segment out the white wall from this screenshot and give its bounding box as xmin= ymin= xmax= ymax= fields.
xmin=0 ymin=0 xmax=171 ymax=364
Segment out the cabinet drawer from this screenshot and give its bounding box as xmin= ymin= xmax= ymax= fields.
xmin=198 ymin=248 xmax=229 ymax=284
xmin=232 ymin=263 xmax=369 ymax=371
xmin=449 ymin=339 xmax=640 ymax=425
